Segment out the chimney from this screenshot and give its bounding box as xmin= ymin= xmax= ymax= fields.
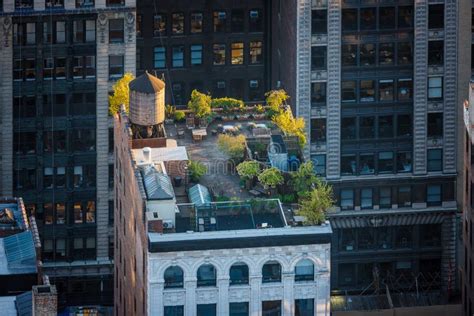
xmin=143 ymin=147 xmax=152 ymax=163
xmin=32 ymin=285 xmax=57 ymax=316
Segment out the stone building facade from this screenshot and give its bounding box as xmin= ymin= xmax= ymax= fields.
xmin=0 ymin=0 xmax=136 ymax=306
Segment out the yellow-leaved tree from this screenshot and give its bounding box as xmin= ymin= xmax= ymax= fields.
xmin=272 ymin=108 xmax=307 ymax=146
xmin=109 ymin=73 xmax=135 ymax=115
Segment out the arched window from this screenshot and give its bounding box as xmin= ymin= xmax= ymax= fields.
xmin=295 ymin=259 xmax=314 ymax=282
xmin=197 ymin=264 xmax=216 ymax=287
xmin=262 ymin=261 xmax=281 ymax=283
xmin=230 ymin=263 xmax=249 ymax=285
xmin=164 ymin=266 xmax=183 ymax=288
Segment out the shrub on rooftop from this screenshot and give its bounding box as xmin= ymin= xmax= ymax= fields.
xmin=297 ymin=181 xmax=334 ymax=225
xmin=174 ymin=110 xmax=186 ymax=122
xmin=211 ymin=97 xmax=244 ymax=113
xmin=187 ymin=90 xmax=211 ymax=118
xmin=108 ymin=73 xmax=135 ymax=115
xmin=188 ymin=160 xmax=207 ymax=183
xmin=217 ymin=134 xmax=246 ymax=163
xmin=258 ymin=167 xmax=284 ymax=189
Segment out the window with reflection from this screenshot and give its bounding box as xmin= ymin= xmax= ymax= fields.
xmin=250 ymin=41 xmax=263 ymax=64
xmin=164 ymin=266 xmax=184 ymax=288
xmin=340 ymin=189 xmax=354 ymax=210
xmin=379 ymin=187 xmax=391 ymax=208
xmin=310 ymin=118 xmax=326 ymax=143
xmin=398 ymin=42 xmax=413 ymax=65
xmin=154 ymin=14 xmax=166 ymax=36
xmin=379 ymin=80 xmax=394 ymax=101
xmin=341 ymin=156 xmax=356 ymax=176
xmin=172 ymin=13 xmax=184 ymax=34
xmin=262 ymin=261 xmax=281 ymax=283
xmin=360 ymin=8 xmax=376 ymax=30
xmin=295 ymin=259 xmax=314 ymax=282
xmin=378 ymin=151 xmax=394 ymax=173
xmin=191 ymin=12 xmax=203 ymax=33
xmin=398 ymin=79 xmax=412 ymax=101
xmin=191 ymin=45 xmax=202 ymax=65
xmin=213 ymin=44 xmax=226 ymax=65
xmin=213 ymin=11 xmax=226 ymax=32
xmin=360 ymin=44 xmax=375 ymax=66
xmin=360 ymin=80 xmax=375 ymax=102
xmin=379 ymin=43 xmax=394 ymax=65
xmin=172 ymin=46 xmax=184 ymax=68
xmin=397 ymin=152 xmax=412 ymax=173
xmin=359 ymin=154 xmax=375 ymax=175
xmin=427 ymin=149 xmax=442 ymax=172
xmin=311 ymin=82 xmax=326 ymax=105
xmin=197 ymin=264 xmax=216 ymax=287
xmin=428 ymin=77 xmax=443 ymax=100
xmin=340 ymin=229 xmax=355 ymax=251
xmin=398 ymin=186 xmax=411 ymax=207
xmin=311 ymin=46 xmax=327 ymax=70
xmin=262 ymin=301 xmax=281 ymax=316
xmin=108 ymin=19 xmax=124 ymax=43
xmin=342 ymin=44 xmax=357 ymax=66
xmin=341 ymin=81 xmax=356 ymax=102
xmin=398 ymin=6 xmax=414 ymax=28
xmin=230 ymin=263 xmax=249 ymax=285
xmin=249 ymin=9 xmax=263 ymax=32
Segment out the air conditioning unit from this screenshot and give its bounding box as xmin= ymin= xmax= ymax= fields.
xmin=218 ymin=12 xmax=226 ymax=19
xmin=249 ymin=80 xmax=259 ymax=88
xmin=163 ymin=220 xmax=174 ymax=229
xmin=250 ymin=10 xmax=259 ymax=19
xmin=217 ymin=81 xmax=226 ymax=89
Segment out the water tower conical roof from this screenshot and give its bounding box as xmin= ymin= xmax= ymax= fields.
xmin=129 ymin=71 xmax=165 ymax=94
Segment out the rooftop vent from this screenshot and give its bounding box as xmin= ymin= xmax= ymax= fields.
xmin=143 ymin=147 xmax=152 ymax=163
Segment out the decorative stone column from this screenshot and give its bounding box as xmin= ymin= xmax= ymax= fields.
xmin=217 ymin=277 xmax=230 ymax=316
xmin=249 ymin=275 xmax=262 ymax=316
xmin=282 ymin=272 xmax=295 ymax=316
xmin=149 ymin=283 xmax=164 ymax=316
xmin=185 ymin=278 xmax=197 ymax=316
xmin=316 ymin=272 xmax=330 ymax=316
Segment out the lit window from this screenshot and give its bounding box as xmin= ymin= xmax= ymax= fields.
xmin=213 ymin=44 xmax=226 ymax=65
xmin=191 ymin=12 xmax=203 ymax=33
xmin=172 ymin=13 xmax=184 ymax=35
xmin=231 ymin=43 xmax=244 ymax=65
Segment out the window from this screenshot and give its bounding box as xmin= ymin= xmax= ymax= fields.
xmin=55 ymin=57 xmax=66 ymax=79
xmin=56 ymin=202 xmax=66 ymax=224
xmin=398 ymin=6 xmax=414 ymax=28
xmin=43 ymin=168 xmax=54 ymax=189
xmin=361 ymin=188 xmax=373 ymax=209
xmin=250 ymin=41 xmax=263 ymax=64
xmin=172 ymin=83 xmax=184 ymax=105
xmin=359 ymin=154 xmax=375 ymax=175
xmin=262 ymin=301 xmax=281 ymax=316
xmin=189 ymin=45 xmax=203 ymax=66
xmin=379 ymin=80 xmax=394 ymax=101
xmin=398 ymin=186 xmax=411 ymax=207
xmin=428 ymin=4 xmax=444 ymax=29
xmin=164 ymin=266 xmax=183 ymax=288
xmin=73 ymin=20 xmax=84 ymax=42
xmin=378 ymin=151 xmax=394 ymax=173
xmin=427 ymin=113 xmax=443 ymax=137
xmin=15 ymin=0 xmax=33 ymax=9
xmin=340 ymin=229 xmax=355 ymax=251
xmin=341 ymin=81 xmax=356 ymax=102
xmin=311 ymin=82 xmax=326 ymax=105
xmin=13 ymin=96 xmax=36 ymax=118
xmin=295 ymin=299 xmax=314 ymax=316
xmin=55 ymin=21 xmax=66 ymax=43
xmin=230 ymin=302 xmax=248 ymax=316
xmin=379 ymin=7 xmax=395 ymax=29
xmin=421 ymin=224 xmax=441 ymax=246
xmin=295 ymin=259 xmax=314 ymax=282
xmin=427 ymin=149 xmax=442 ymax=172
xmin=341 ymin=117 xmax=356 ymax=140
xmin=190 ymin=12 xmax=203 ymax=33
xmin=395 ymin=226 xmax=412 ymax=248
xmin=398 ymin=42 xmax=413 ymax=65
xmin=26 ymin=23 xmax=35 ymax=45
xmin=360 ymin=44 xmax=375 ymax=66
xmin=70 ymin=93 xmax=95 ymax=116
xmin=164 ymin=306 xmax=184 ymax=316
xmin=42 ymin=58 xmax=53 ymax=80
xmin=249 ymin=9 xmax=263 ymax=32
xmin=106 ymin=0 xmax=124 ymax=6
xmin=153 ymin=47 xmax=166 ymax=68
xmin=342 ymin=9 xmax=357 ymax=31
xmin=73 ymin=56 xmax=84 ymax=79
xmin=360 ymin=8 xmax=376 ymax=30
xmin=154 ymin=14 xmax=166 ymax=36
xmin=360 ymin=80 xmax=375 ymax=102
xmin=172 ymin=46 xmax=184 ymax=68
xmin=56 ymin=239 xmax=66 ymax=259
xmin=197 ymin=304 xmax=216 ymax=316
xmin=262 ymin=261 xmax=281 ymax=283
xmin=379 ymin=43 xmax=394 ymax=65
xmin=428 ymin=41 xmax=444 ymax=66
xmin=197 ymin=264 xmax=216 ymax=287
xmin=76 ymin=0 xmax=94 ymax=8
xmin=109 ymin=55 xmax=124 ymax=79
xmin=213 ymin=11 xmax=226 ymax=32
xmin=379 ymin=188 xmax=391 ymax=208
xmin=109 ymin=19 xmax=124 ymax=43
xmin=428 ymin=77 xmax=443 ymax=100
xmin=341 ymin=44 xmax=357 ymax=67
xmin=13 ymin=59 xmax=23 ymax=81
xmin=378 ymin=115 xmax=393 ymax=138
xmin=310 ymin=118 xmax=326 ymax=143
xmin=397 ymin=114 xmax=412 ymax=137
xmin=312 ymin=10 xmax=327 ymax=34
xmin=311 ymin=46 xmax=327 ymax=70
xmin=231 ymin=10 xmax=244 ymax=32
xmin=427 ymin=185 xmax=441 ymax=206
xmin=213 ymin=44 xmax=226 ymax=65
xmin=398 ymin=79 xmax=413 ymax=101
xmin=14 ymin=132 xmax=36 ymax=155
xmin=230 ymin=263 xmax=249 ymax=285
xmin=86 ymin=201 xmax=95 ymax=223
xmin=73 ymin=202 xmax=83 ymax=224
xmin=397 ymin=152 xmax=412 ymax=173
xmin=71 ymin=129 xmax=96 ymax=152
xmin=359 ymin=117 xmax=375 ymax=139
xmin=341 ymin=155 xmax=356 ymax=176
xmin=14 ymin=169 xmax=36 ymax=190
xmin=340 ymin=189 xmax=354 ymax=210
xmin=231 ymin=43 xmax=244 ymax=65
xmin=172 ymin=13 xmax=184 ymax=34
xmin=311 ymin=154 xmax=326 ymax=177
xmin=43 ymin=22 xmax=52 ymax=44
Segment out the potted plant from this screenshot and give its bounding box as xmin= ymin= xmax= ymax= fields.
xmin=174 ymin=110 xmax=186 ymax=123
xmin=236 ymin=160 xmax=260 ymax=189
xmin=257 ymin=167 xmax=284 ymax=196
